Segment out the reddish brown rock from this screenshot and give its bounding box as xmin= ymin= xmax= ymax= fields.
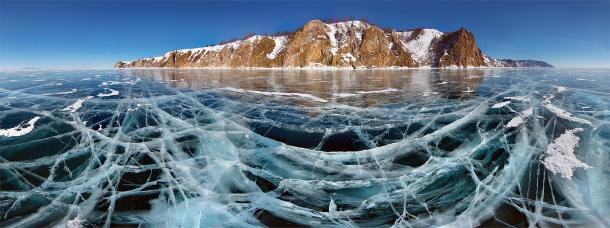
xmin=115 ymin=19 xmax=550 ymax=69
xmin=433 ymin=27 xmax=485 ymax=67
xmin=282 ymin=20 xmax=333 ymax=67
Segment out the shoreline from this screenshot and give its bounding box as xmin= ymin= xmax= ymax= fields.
xmin=114 ymin=66 xmax=552 ymax=71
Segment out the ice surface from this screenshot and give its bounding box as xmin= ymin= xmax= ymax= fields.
xmin=0 ymin=68 xmax=608 ymax=227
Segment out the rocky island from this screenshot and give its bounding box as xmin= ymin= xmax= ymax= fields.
xmin=115 ymin=19 xmax=552 ymax=69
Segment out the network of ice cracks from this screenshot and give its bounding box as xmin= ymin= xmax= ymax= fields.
xmin=0 ymin=69 xmax=608 ymax=227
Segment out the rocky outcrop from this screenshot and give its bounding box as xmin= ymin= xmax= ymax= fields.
xmin=282 ymin=20 xmax=333 ymax=67
xmin=434 ymin=27 xmax=486 ymax=67
xmin=115 ymin=19 xmax=552 ymax=69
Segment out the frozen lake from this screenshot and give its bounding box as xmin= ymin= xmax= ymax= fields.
xmin=0 ymin=68 xmax=608 ymax=227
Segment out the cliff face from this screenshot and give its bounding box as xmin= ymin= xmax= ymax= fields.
xmin=115 ymin=19 xmax=552 ymax=69
xmin=434 ymin=28 xmax=486 ymax=67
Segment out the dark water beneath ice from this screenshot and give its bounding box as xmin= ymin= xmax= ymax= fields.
xmin=0 ymin=68 xmax=608 ymax=227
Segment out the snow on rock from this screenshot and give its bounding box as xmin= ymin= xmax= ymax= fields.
xmin=266 ymin=36 xmax=287 ymax=60
xmin=400 ymin=29 xmax=444 ymax=64
xmin=329 ymin=20 xmax=368 ymax=45
xmin=325 ymin=24 xmax=339 ymax=55
xmin=542 ymin=128 xmax=590 ymax=179
xmin=341 ymin=53 xmax=357 ymax=63
xmin=492 ymin=101 xmax=511 ymax=108
xmin=0 ymin=116 xmax=41 ymax=137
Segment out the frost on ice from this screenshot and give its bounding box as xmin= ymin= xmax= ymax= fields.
xmin=0 ymin=69 xmax=608 ymax=227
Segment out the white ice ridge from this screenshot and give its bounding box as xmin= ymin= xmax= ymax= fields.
xmin=491 ymin=101 xmax=511 ymax=108
xmin=62 ymin=95 xmax=93 ymax=113
xmin=506 ymin=107 xmax=533 ymax=128
xmin=42 ymin=89 xmax=78 ymax=96
xmin=542 ymin=85 xmax=593 ymax=126
xmin=0 ymin=116 xmax=41 ymax=137
xmin=97 ymin=88 xmax=120 ymax=97
xmin=266 ymin=36 xmax=287 ymax=60
xmin=355 ymin=88 xmax=400 ymax=94
xmin=543 ymin=103 xmax=592 ymax=126
xmin=542 ymin=128 xmax=591 ymax=179
xmin=332 ymin=88 xmax=400 ymax=97
xmin=222 ymin=87 xmax=328 ymax=103
xmin=504 ymin=96 xmax=531 ymax=102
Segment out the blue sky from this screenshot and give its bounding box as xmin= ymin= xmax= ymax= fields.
xmin=0 ymin=0 xmax=608 ymax=69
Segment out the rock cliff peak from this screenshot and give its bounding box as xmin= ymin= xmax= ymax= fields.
xmin=115 ymin=19 xmax=552 ymax=69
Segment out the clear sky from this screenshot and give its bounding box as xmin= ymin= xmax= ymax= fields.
xmin=0 ymin=0 xmax=609 ymax=69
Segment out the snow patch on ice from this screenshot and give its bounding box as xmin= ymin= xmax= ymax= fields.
xmin=0 ymin=116 xmax=41 ymax=137
xmin=542 ymin=128 xmax=590 ymax=179
xmin=97 ymin=89 xmax=120 ymax=98
xmin=62 ymin=99 xmax=85 ymax=113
